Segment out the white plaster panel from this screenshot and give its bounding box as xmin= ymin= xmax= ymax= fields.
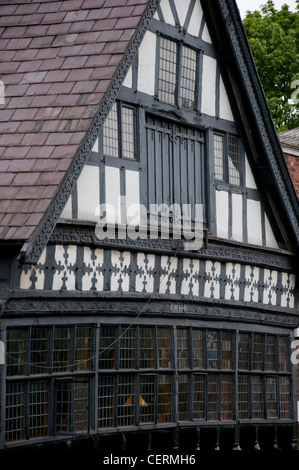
xmin=52 ymin=245 xmax=76 ymax=291
xmin=187 ymin=0 xmax=203 ymax=36
xmin=225 ymin=263 xmax=241 ymax=301
xmin=82 ymin=247 xmax=104 ymax=291
xmin=202 ymin=23 xmax=212 ymax=43
xmin=247 ymin=199 xmax=263 ymax=246
xmin=77 ymin=164 xmax=100 ymax=222
xmin=110 ymin=250 xmax=130 ymax=292
xmin=244 ymin=265 xmax=259 ymax=303
xmin=20 ymin=248 xmax=46 ymax=290
xmin=126 ymin=170 xmax=140 ymax=225
xmin=204 ymin=261 xmax=220 ymax=299
xmin=219 ymin=75 xmax=234 ymax=121
xmin=265 ymin=214 xmax=279 ymax=249
xmin=201 ymin=55 xmax=216 ymax=116
xmin=105 ymin=166 xmax=121 ymax=224
xmin=123 ymin=64 xmax=132 ymax=88
xmin=159 ymin=256 xmax=178 ymax=294
xmin=173 ymin=0 xmax=190 ymax=26
xmin=232 ymin=193 xmax=243 ymax=242
xmin=263 ymin=269 xmax=277 ymax=306
xmin=159 ymin=0 xmax=176 ymax=25
xmin=245 ymin=156 xmax=257 ymax=189
xmin=181 ymin=258 xmax=200 ymax=296
xmin=281 ymin=272 xmax=295 ymax=308
xmin=91 ymin=137 xmax=98 ymax=153
xmin=216 ymin=190 xmax=229 ymax=239
xmin=136 ymin=252 xmax=155 ymax=293
xmin=138 ymin=31 xmax=156 ymax=96
xmin=60 ymin=194 xmax=72 ymax=220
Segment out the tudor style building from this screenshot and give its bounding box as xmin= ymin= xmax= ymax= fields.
xmin=0 ymin=0 xmax=298 ymax=452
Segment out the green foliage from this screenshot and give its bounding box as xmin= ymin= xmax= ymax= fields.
xmin=243 ymin=0 xmax=299 ymax=131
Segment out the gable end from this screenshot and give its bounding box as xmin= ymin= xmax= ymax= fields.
xmin=20 ymin=0 xmax=160 ymax=264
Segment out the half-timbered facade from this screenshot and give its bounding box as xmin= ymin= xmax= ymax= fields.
xmin=0 ymin=0 xmax=298 ymax=452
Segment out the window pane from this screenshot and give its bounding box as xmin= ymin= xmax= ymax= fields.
xmin=192 ymin=329 xmax=204 ymax=368
xmin=5 ymin=382 xmax=25 ymax=442
xmin=252 ymin=375 xmax=263 ymax=419
xmin=266 ymin=377 xmax=278 ymax=418
xmin=214 ymin=134 xmax=224 ymax=180
xmin=103 ymin=103 xmax=119 ymax=157
xmin=253 ymin=334 xmax=264 ymax=371
xmin=228 ymin=135 xmax=240 ymax=185
xmin=56 ymin=380 xmax=89 ymax=434
xmin=75 ymin=327 xmax=92 ymax=371
xmin=207 ymin=331 xmax=218 ymax=369
xmin=157 ymin=374 xmax=172 ymax=423
xmin=279 ymin=376 xmax=291 ymax=419
xmin=139 ymin=327 xmax=154 ymax=369
xmin=53 ymin=327 xmax=71 ymax=372
xmin=193 ymin=375 xmax=205 ymax=420
xmin=265 ymin=335 xmax=276 ymax=371
xmin=158 ymin=37 xmax=177 ymax=105
xmin=99 ymin=326 xmax=116 ymax=369
xmin=55 ymin=382 xmax=70 ymax=433
xmin=119 ymin=327 xmax=135 ymax=369
xmin=6 ymin=328 xmax=26 ymax=376
xmin=122 ymin=106 xmax=135 ymax=159
xmin=74 ymin=381 xmax=89 ymax=433
xmin=180 ymin=45 xmax=196 ymax=110
xmin=157 ymin=328 xmax=171 ymax=368
xmin=30 ymin=381 xmax=48 ymax=438
xmin=238 ymin=333 xmax=250 ymax=370
xmin=221 ymin=332 xmax=233 ymax=369
xmin=207 ymin=374 xmax=219 ymax=420
xmin=117 ymin=375 xmax=134 ymax=426
xmin=221 ymin=375 xmax=233 ymax=420
xmin=278 ymin=337 xmax=289 ymax=372
xmin=139 ymin=375 xmax=155 ymax=423
xmin=177 ymin=329 xmax=189 ymax=369
xmin=31 ymin=327 xmax=49 ymax=374
xmin=178 ymin=374 xmax=189 ymax=420
xmin=238 ymin=375 xmax=249 ymax=419
xmin=98 ymin=375 xmax=114 ymax=428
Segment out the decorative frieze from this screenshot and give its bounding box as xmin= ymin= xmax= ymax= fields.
xmin=18 ymin=244 xmax=297 ymax=311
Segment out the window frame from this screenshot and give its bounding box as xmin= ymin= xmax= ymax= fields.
xmin=213 ymin=132 xmax=243 ymax=187
xmin=4 ymin=325 xmax=294 ymax=444
xmin=102 ymin=100 xmax=138 ymax=161
xmin=156 ymin=35 xmax=200 ymax=111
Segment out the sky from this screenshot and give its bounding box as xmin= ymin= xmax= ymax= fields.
xmin=236 ymin=0 xmax=298 ymax=18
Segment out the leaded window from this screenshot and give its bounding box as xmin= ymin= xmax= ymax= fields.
xmin=157 ymin=37 xmax=198 ymax=110
xmin=5 ymin=325 xmax=293 ymax=444
xmin=103 ymin=101 xmax=136 ymax=159
xmin=213 ymin=133 xmax=242 ymax=186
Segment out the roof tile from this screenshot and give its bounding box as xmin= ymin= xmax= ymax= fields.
xmin=12 ymin=108 xmax=39 ymax=121
xmin=0 ymin=0 xmax=151 ymax=242
xmin=21 ymin=132 xmax=49 ymax=146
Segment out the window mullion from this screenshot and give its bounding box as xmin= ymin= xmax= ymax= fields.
xmin=117 ymin=102 xmax=123 ymax=159
xmin=176 ymin=42 xmax=182 ymax=107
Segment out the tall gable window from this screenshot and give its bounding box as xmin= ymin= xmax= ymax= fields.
xmin=213 ymin=133 xmax=242 ymax=186
xmin=103 ymin=102 xmax=136 ymax=160
xmin=158 ymin=37 xmax=197 ymax=110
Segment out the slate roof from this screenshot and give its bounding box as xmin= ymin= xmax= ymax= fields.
xmin=0 ymin=0 xmax=150 ymax=242
xmin=0 ymin=0 xmax=298 ymax=261
xmin=279 ymin=127 xmax=299 ymax=151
